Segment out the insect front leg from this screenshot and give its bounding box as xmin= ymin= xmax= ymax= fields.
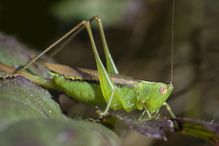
xmin=163 ymin=102 xmax=176 ymax=118
xmin=138 ymin=109 xmax=152 ymax=120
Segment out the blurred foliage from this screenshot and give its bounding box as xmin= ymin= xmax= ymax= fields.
xmin=51 ymin=0 xmax=131 ymax=26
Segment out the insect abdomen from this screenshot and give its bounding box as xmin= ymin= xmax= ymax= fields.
xmin=53 ymin=75 xmax=105 ymax=105
xmin=52 ymin=74 xmax=141 ymax=111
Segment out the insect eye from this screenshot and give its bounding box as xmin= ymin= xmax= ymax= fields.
xmin=159 ymin=86 xmax=167 ymax=94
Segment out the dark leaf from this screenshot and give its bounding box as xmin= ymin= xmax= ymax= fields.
xmin=174 ymin=118 xmax=219 ymax=144
xmin=110 ymin=112 xmax=219 ymax=143
xmin=110 ymin=112 xmax=174 ymax=140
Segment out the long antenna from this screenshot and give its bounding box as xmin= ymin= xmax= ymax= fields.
xmin=170 ymin=0 xmax=175 ymax=84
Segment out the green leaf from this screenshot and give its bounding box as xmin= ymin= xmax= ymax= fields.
xmin=0 ymin=119 xmax=120 ymax=146
xmin=0 ymin=76 xmax=65 ymax=130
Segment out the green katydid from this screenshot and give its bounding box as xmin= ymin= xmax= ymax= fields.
xmin=2 ymin=5 xmax=176 ymax=119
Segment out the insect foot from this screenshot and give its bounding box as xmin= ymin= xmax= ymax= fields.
xmin=95 ymin=106 xmax=109 ymax=119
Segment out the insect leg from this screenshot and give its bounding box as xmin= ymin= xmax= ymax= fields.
xmin=138 ymin=109 xmax=152 ymax=120
xmin=145 ymin=109 xmax=152 ymax=120
xmin=49 ymin=26 xmax=85 ymax=57
xmin=151 ymin=110 xmax=160 ymax=120
xmin=100 ymin=90 xmax=115 ymax=115
xmin=84 ymin=21 xmax=117 ymax=115
xmin=17 ymin=16 xmax=118 ymax=75
xmin=16 ymin=21 xmax=88 ymax=73
xmin=89 ymin=16 xmax=119 ymax=74
xmin=51 ymin=16 xmax=119 ymax=74
xmin=163 ymin=102 xmax=176 ymax=118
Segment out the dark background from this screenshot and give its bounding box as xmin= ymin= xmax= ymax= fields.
xmin=0 ymin=0 xmax=218 ymax=145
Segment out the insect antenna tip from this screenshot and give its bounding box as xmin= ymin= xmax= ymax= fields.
xmin=170 ymin=0 xmax=175 ymax=85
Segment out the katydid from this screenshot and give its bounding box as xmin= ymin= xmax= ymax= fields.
xmin=6 ymin=9 xmax=176 ymax=119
